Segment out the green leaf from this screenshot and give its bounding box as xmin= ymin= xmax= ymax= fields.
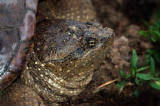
xmin=135 ymin=77 xmax=140 ymax=85
xmin=154 ymin=30 xmax=160 ymax=36
xmin=147 ymin=49 xmax=154 ymax=54
xmin=136 ymin=73 xmax=152 ymax=80
xmin=149 ymin=81 xmax=160 ymax=90
xmin=155 ymin=72 xmax=160 ymax=78
xmin=152 ymin=77 xmax=160 ymax=82
xmin=120 ymin=70 xmax=126 ymax=78
xmin=131 ymin=49 xmax=138 ymax=69
xmin=136 ymin=66 xmax=150 ymax=73
xmin=116 ymin=82 xmax=127 ymax=91
xmin=135 ymin=78 xmax=144 ymax=85
xmin=151 ymin=37 xmax=156 ymax=42
xmin=139 ymin=7 xmax=160 ymax=43
xmin=150 ymin=57 xmax=155 ymax=76
xmin=131 ymin=67 xmax=136 ymax=77
xmin=139 ymin=30 xmax=147 ymax=36
xmin=126 ymin=74 xmax=131 ymax=79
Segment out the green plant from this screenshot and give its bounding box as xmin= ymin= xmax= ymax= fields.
xmin=139 ymin=7 xmax=160 ymax=70
xmin=139 ymin=7 xmax=160 ymax=66
xmin=139 ymin=8 xmax=160 ymax=42
xmin=146 ymin=49 xmax=160 ymax=65
xmin=117 ymin=6 xmax=160 ymax=98
xmin=116 ymin=49 xmax=160 ymax=96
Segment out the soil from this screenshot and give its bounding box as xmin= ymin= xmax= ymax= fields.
xmin=63 ymin=0 xmax=160 ymax=106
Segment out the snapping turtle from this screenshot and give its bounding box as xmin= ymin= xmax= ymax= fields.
xmin=0 ymin=0 xmax=114 ymax=105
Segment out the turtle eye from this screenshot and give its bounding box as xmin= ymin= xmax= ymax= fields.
xmin=85 ymin=37 xmax=98 ymax=48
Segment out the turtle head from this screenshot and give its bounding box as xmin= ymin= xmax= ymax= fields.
xmin=35 ymin=19 xmax=114 ymax=80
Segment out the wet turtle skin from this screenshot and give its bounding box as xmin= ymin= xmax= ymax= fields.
xmin=0 ymin=0 xmax=115 ymax=105
xmin=23 ymin=19 xmax=114 ymax=102
xmin=37 ymin=0 xmax=96 ymax=22
xmin=1 ymin=19 xmax=114 ymax=106
xmin=0 ymin=0 xmax=96 ymax=91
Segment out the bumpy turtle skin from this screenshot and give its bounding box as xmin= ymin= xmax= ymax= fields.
xmin=21 ymin=19 xmax=114 ymax=102
xmin=1 ymin=82 xmax=45 ymax=106
xmin=37 ymin=0 xmax=96 ymax=22
xmin=1 ymin=0 xmax=114 ymax=105
xmin=0 ymin=0 xmax=38 ymax=90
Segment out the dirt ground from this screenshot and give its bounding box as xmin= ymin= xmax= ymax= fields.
xmin=63 ymin=0 xmax=160 ymax=106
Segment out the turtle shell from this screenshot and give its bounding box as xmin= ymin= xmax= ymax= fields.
xmin=0 ymin=0 xmax=38 ymax=90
